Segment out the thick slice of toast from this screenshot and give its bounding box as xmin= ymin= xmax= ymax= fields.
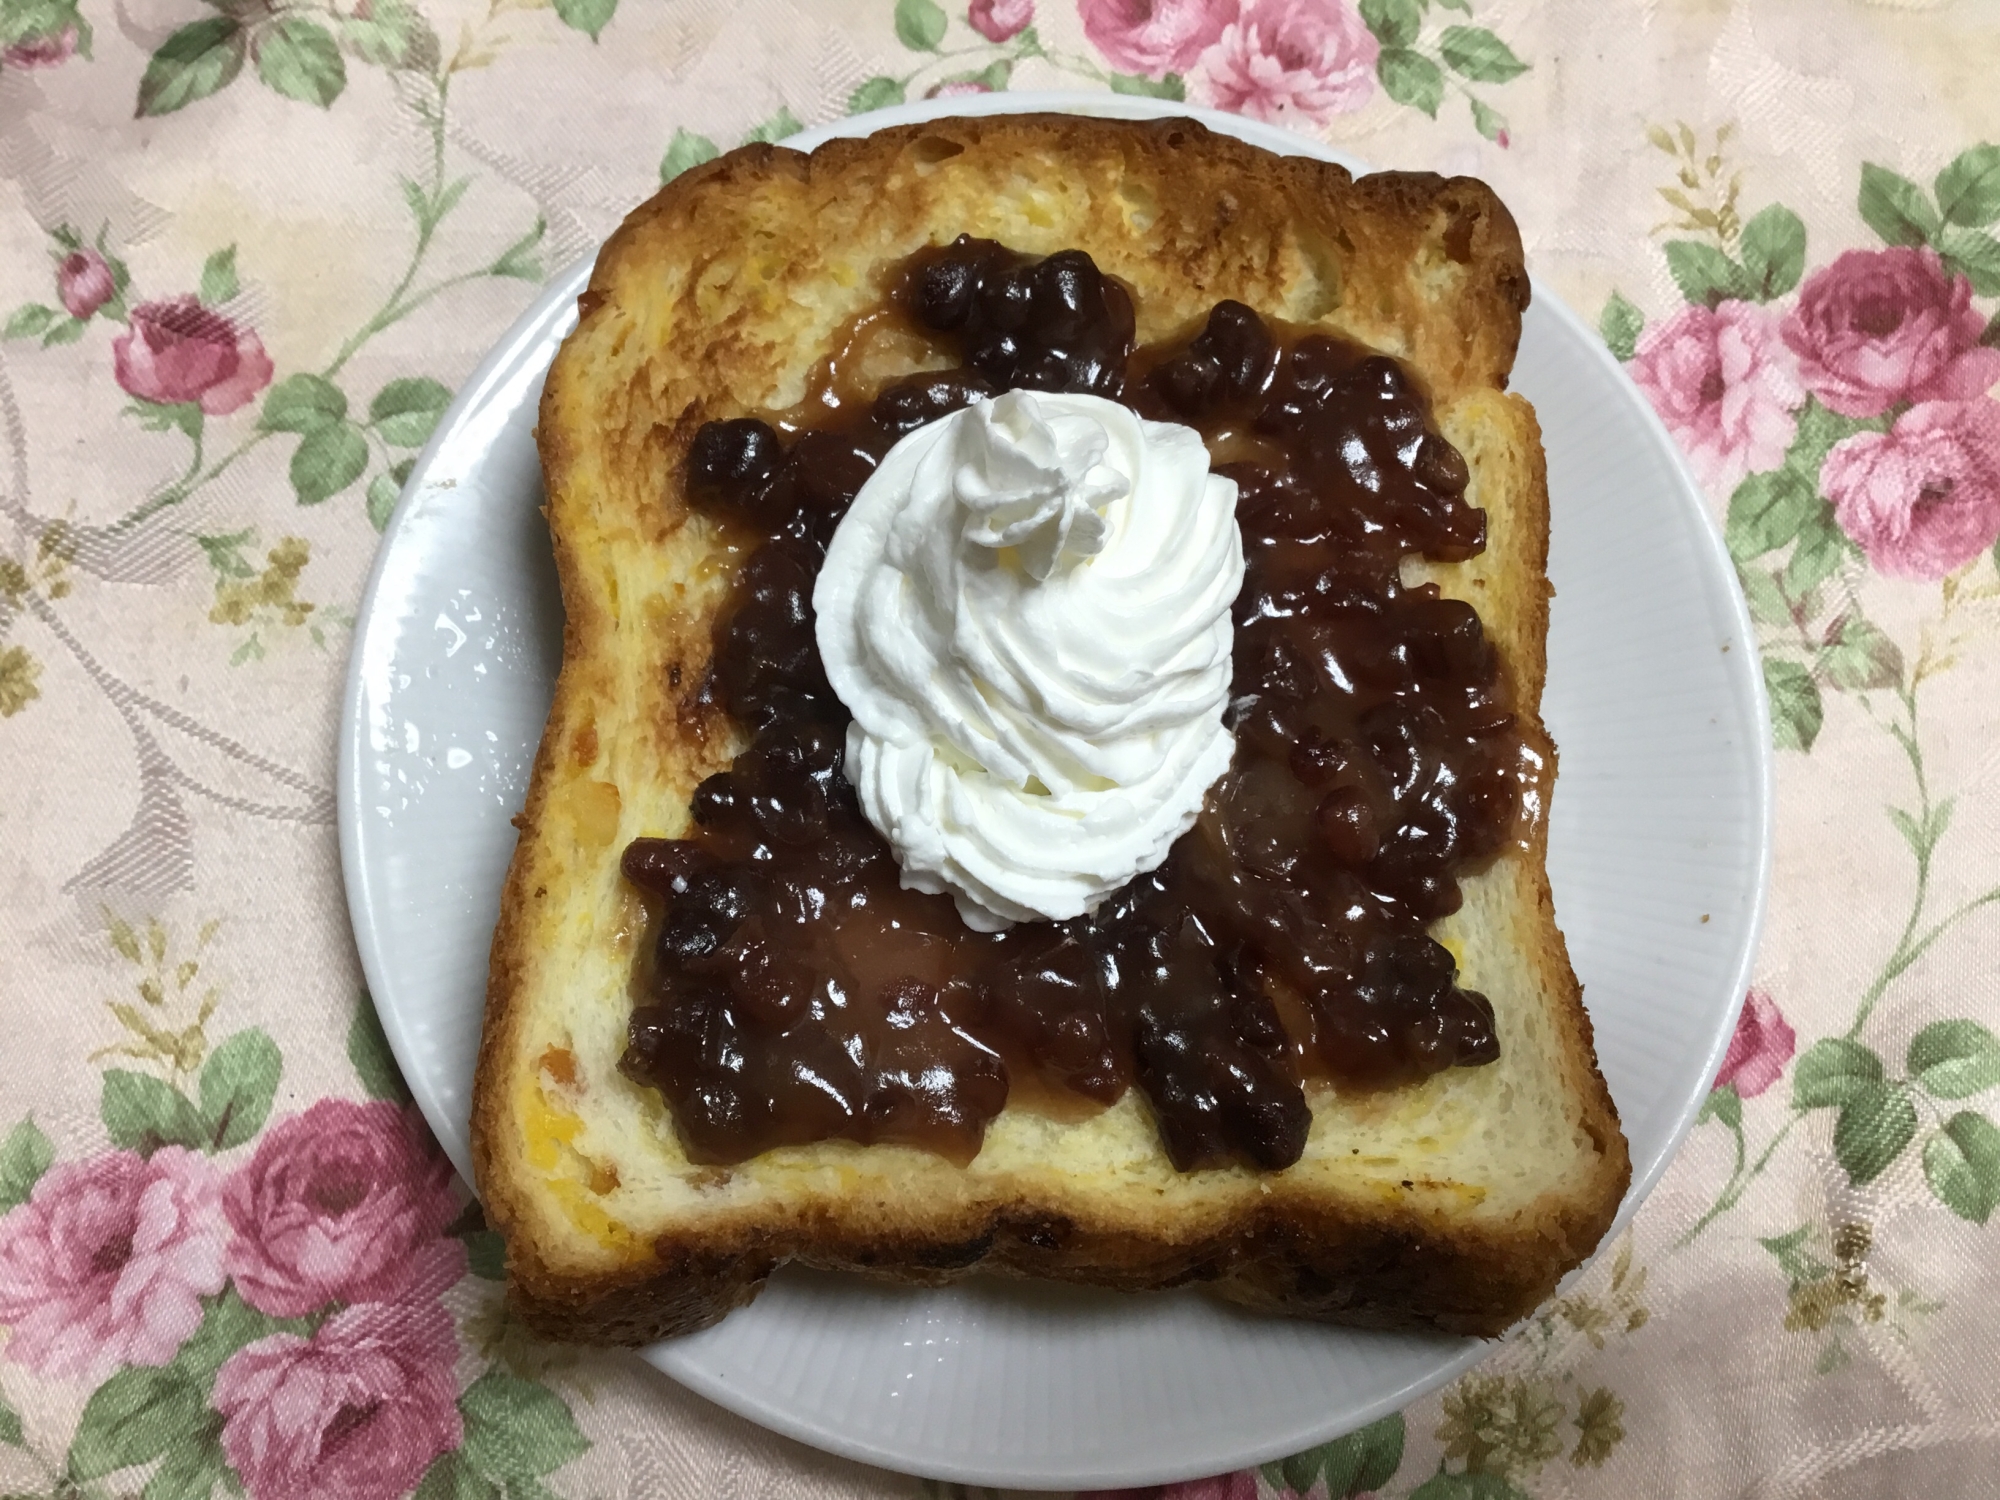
xmin=473 ymin=114 xmax=1629 ymax=1343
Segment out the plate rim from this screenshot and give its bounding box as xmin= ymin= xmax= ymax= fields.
xmin=338 ymin=89 xmax=1774 ymax=1487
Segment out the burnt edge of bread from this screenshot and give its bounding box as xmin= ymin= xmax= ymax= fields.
xmin=474 ymin=112 xmax=1628 ymax=1345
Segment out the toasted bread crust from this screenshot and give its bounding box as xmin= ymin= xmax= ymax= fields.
xmin=474 ymin=114 xmax=1627 ymax=1345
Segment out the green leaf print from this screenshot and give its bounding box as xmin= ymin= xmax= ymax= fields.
xmin=849 ymin=76 xmax=906 ymax=113
xmin=0 ymin=1388 xmax=20 ymax=1447
xmin=1699 ymin=1083 xmax=1743 ymax=1129
xmin=3 ymin=304 xmax=60 ymax=340
xmin=1598 ymin=291 xmax=1644 ymax=361
xmin=1788 ymin=396 xmax=1883 ymax=475
xmin=1439 ymin=26 xmax=1529 ymax=83
xmin=254 ymin=16 xmax=347 ymax=108
xmin=1663 ymin=239 xmax=1751 ymax=307
xmin=743 ymin=106 xmax=804 ymax=145
xmin=1469 ymin=97 xmax=1508 ymax=144
xmin=260 ymin=373 xmax=348 ymax=434
xmin=1738 ymin=567 xmax=1791 ymax=628
xmin=1938 ymin=227 xmax=2000 ymax=296
xmin=0 ymin=0 xmax=74 ymax=51
xmin=1819 ymin=614 xmax=1903 ymax=693
xmin=1833 ymin=1082 xmax=1917 ymax=1185
xmin=368 ymin=458 xmax=415 ymax=531
xmin=1378 ymin=48 xmax=1444 ymax=117
xmin=290 ymin=421 xmax=369 ymax=504
xmin=1409 ymin=1472 xmax=1533 ymax=1500
xmin=0 ymin=1116 xmax=54 ymax=1211
xmin=197 ymin=1027 xmax=281 ymax=1150
xmin=1758 ymin=1225 xmax=1832 ymax=1286
xmin=661 ymin=128 xmax=720 ymax=183
xmin=1886 ymin=797 xmax=1954 ymax=862
xmin=199 ymin=245 xmax=239 ymax=306
xmin=1924 ymin=1112 xmax=2000 ymax=1223
xmin=66 ymin=1367 xmax=205 ymax=1481
xmin=141 ymin=1420 xmax=231 ymax=1500
xmin=1725 ymin=467 xmax=1816 ymax=560
xmin=337 ymin=0 xmax=440 ymax=72
xmin=349 ymin=991 xmax=413 ymax=1102
xmin=894 ymin=0 xmax=947 ymax=53
xmin=1858 ymin=162 xmax=1940 ymax=248
xmin=448 ymin=1201 xmax=508 ymax=1279
xmin=137 ymin=18 xmax=246 ymax=118
xmin=371 ymin=376 xmax=453 ymax=447
xmin=458 ymin=1371 xmax=591 ymax=1483
xmin=1739 ymin=204 xmax=1806 ymax=300
xmin=171 ymin=1287 xmax=316 ymax=1383
xmin=1763 ymin=658 xmax=1823 ymax=752
xmin=1908 ymin=1020 xmax=2000 ymax=1100
xmin=101 ymin=1070 xmax=206 ymax=1155
xmin=1360 ymin=0 xmax=1422 ymax=49
xmin=950 ymin=60 xmax=1014 ymax=91
xmin=552 ymin=0 xmax=619 ymax=43
xmin=415 ymin=1452 xmax=503 ymax=1500
xmin=489 ymin=217 xmax=547 ymax=282
xmin=1312 ymin=1413 xmax=1404 ymax=1496
xmin=1794 ymin=1037 xmax=1886 ymax=1109
xmin=1934 ymin=144 xmax=2000 ymax=227
xmin=132 ymin=398 xmax=204 ymax=440
xmin=1107 ymin=71 xmax=1186 ymax=99
xmin=1782 ymin=510 xmax=1852 ymax=597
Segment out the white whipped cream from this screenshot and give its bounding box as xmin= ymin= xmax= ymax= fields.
xmin=813 ymin=389 xmax=1242 ymax=930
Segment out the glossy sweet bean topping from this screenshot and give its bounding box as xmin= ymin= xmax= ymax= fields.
xmin=618 ymin=238 xmax=1519 ymax=1172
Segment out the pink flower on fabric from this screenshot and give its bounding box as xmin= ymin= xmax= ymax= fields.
xmin=57 ymin=248 xmax=115 ymax=320
xmin=926 ymin=79 xmax=995 ymax=97
xmin=969 ymin=0 xmax=1034 ymax=43
xmin=1079 ymin=0 xmax=1234 ymax=79
xmin=225 ymin=1100 xmax=464 ymax=1319
xmin=1782 ymin=248 xmax=2000 ymax=420
xmin=1194 ymin=0 xmax=1378 ymax=124
xmin=212 ymin=1300 xmax=462 ymax=1500
xmin=1714 ymin=988 xmax=1796 ymax=1099
xmin=1628 ymin=300 xmax=1804 ymax=495
xmin=1821 ymin=398 xmax=2000 ymax=579
xmin=3 ymin=22 xmax=78 ymax=68
xmin=0 ymin=1147 xmax=226 ymax=1385
xmin=113 ymin=296 xmax=273 ymax=416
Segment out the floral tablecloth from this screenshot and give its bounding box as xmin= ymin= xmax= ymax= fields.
xmin=4 ymin=0 xmax=1998 ymax=1496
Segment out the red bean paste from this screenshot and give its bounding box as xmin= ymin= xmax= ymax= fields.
xmin=619 ymin=237 xmax=1525 ymax=1173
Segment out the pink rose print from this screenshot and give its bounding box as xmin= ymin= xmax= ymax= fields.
xmin=225 ymin=1099 xmax=465 ymax=1319
xmin=970 ymin=0 xmax=1034 ymax=43
xmin=1079 ymin=1474 xmax=1259 ymax=1500
xmin=1782 ymin=248 xmax=2000 ymax=420
xmin=1821 ymin=397 xmax=2000 ymax=579
xmin=0 ymin=1147 xmax=226 ymax=1385
xmin=1079 ymin=0 xmax=1234 ymax=79
xmin=1195 ymin=0 xmax=1378 ymax=125
xmin=212 ymin=1300 xmax=462 ymax=1500
xmin=3 ymin=22 xmax=79 ymax=69
xmin=1629 ymin=300 xmax=1805 ymax=495
xmin=113 ymin=295 xmax=273 ymax=416
xmin=1714 ymin=988 xmax=1797 ymax=1099
xmin=927 ymin=79 xmax=995 ymax=97
xmin=57 ymin=248 xmax=115 ymax=321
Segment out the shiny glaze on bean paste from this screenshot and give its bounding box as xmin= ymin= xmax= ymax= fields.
xmin=618 ymin=237 xmax=1528 ymax=1173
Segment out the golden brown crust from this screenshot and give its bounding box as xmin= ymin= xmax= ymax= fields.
xmin=473 ymin=113 xmax=1626 ymax=1346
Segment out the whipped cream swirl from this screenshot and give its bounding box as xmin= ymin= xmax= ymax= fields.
xmin=813 ymin=389 xmax=1243 ymax=930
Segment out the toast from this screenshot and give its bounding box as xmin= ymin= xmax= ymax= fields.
xmin=473 ymin=113 xmax=1629 ymax=1344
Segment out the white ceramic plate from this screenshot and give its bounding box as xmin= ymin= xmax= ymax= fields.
xmin=340 ymin=93 xmax=1772 ymax=1489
